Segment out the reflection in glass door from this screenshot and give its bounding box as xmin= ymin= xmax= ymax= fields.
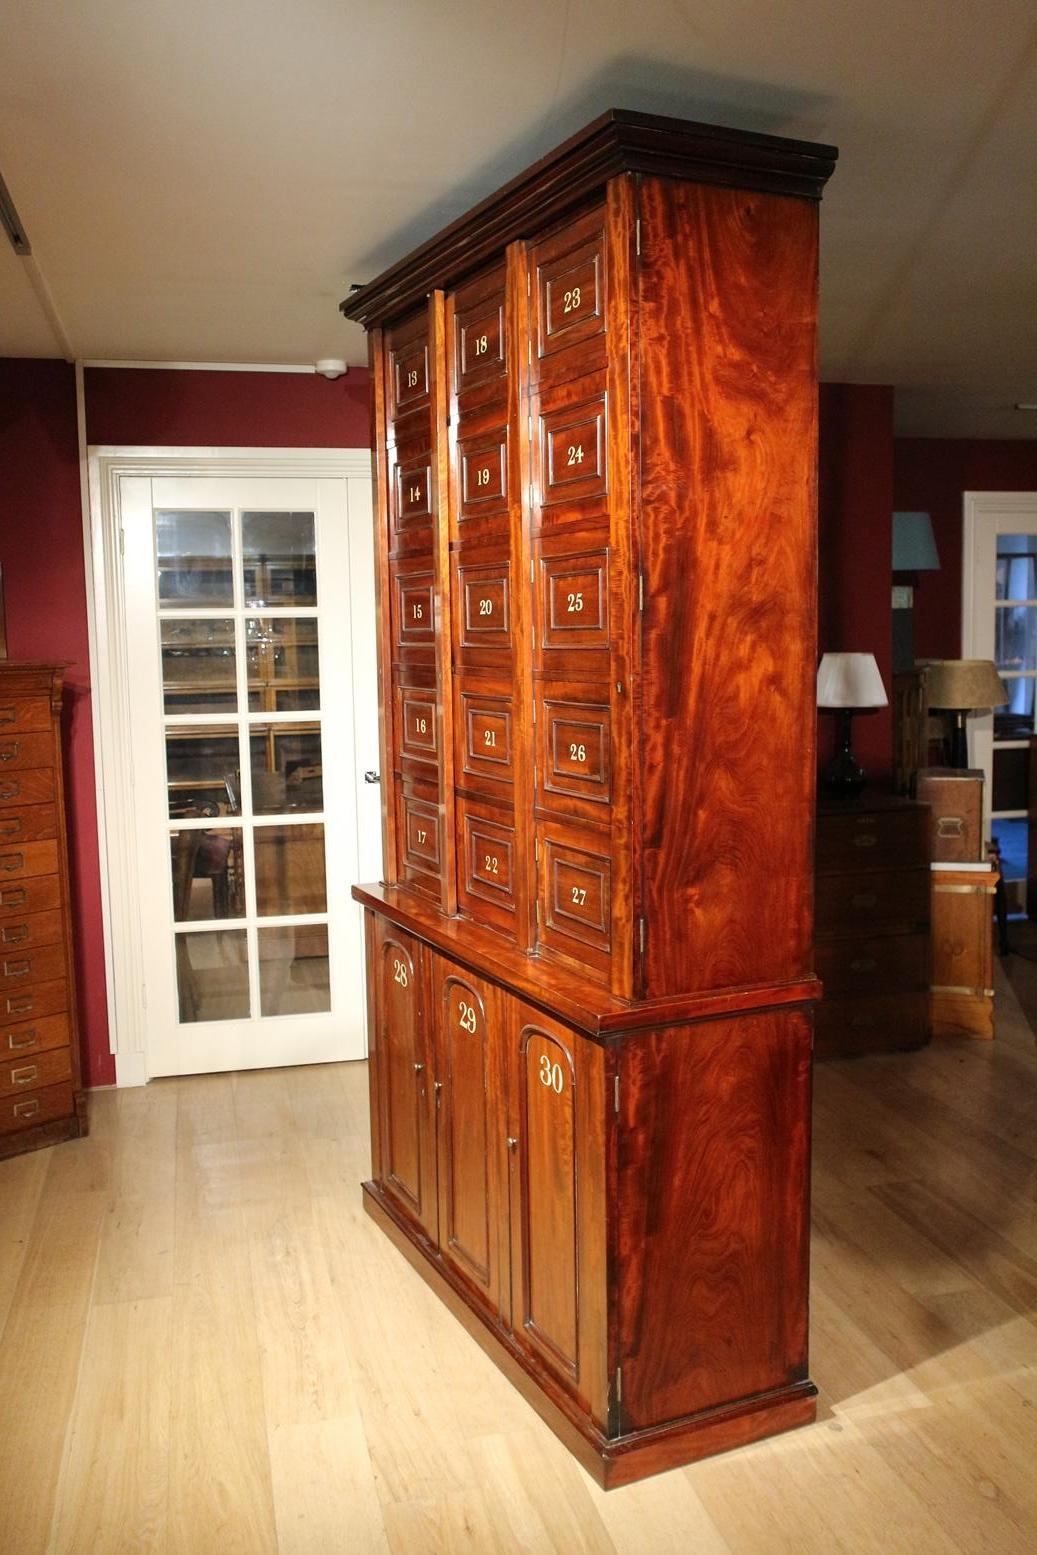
xmin=124 ymin=475 xmax=366 ymax=1075
xmin=992 ymin=534 xmax=1037 ymax=911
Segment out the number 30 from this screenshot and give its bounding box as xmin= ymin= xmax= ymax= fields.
xmin=538 ymin=1053 xmax=564 ymax=1093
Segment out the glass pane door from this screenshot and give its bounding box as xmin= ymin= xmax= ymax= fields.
xmin=992 ymin=532 xmax=1037 ymax=911
xmin=123 ymin=473 xmax=367 ymax=1076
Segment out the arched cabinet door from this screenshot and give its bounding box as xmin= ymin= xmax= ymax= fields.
xmin=507 ymin=999 xmax=608 ymax=1424
xmin=431 ymin=958 xmax=506 ymax=1315
xmin=372 ymin=921 xmax=438 ymax=1243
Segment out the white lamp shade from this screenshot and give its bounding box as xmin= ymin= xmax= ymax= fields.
xmin=893 ymin=511 xmax=940 ymax=571
xmin=817 ymin=652 xmax=889 ymax=709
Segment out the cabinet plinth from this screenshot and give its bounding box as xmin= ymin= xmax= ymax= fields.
xmin=346 ymin=109 xmax=835 ymax=1485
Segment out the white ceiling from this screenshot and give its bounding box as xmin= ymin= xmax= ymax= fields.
xmin=1 ymin=0 xmax=1035 ymax=438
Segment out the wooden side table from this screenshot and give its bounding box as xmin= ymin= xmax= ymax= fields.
xmin=930 ymin=862 xmax=998 ymax=1039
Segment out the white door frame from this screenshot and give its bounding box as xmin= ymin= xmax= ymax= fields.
xmin=962 ymin=490 xmax=1037 ymax=842
xmin=84 ymin=447 xmax=376 ymax=1086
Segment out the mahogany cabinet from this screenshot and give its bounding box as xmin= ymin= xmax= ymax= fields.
xmin=0 ymin=663 xmax=86 ymax=1158
xmin=344 ymin=110 xmax=837 ymax=1486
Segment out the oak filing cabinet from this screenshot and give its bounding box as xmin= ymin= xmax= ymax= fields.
xmin=0 ymin=662 xmax=86 ymax=1157
xmin=814 ymin=795 xmax=931 ymax=1057
xmin=342 ymin=110 xmax=838 ymax=1486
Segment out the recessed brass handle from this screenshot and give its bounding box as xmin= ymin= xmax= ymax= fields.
xmin=6 ymin=997 xmax=32 ymax=1015
xmin=852 ymin=834 xmax=877 ymax=848
xmin=3 ymin=960 xmax=30 ymax=979
xmin=0 ymin=744 xmax=19 ymax=762
xmin=0 ymin=888 xmax=26 ymax=908
xmin=13 ymin=1097 xmax=40 ymax=1119
xmin=1 ymin=924 xmax=28 ymax=944
xmin=0 ymin=781 xmax=19 ymax=800
xmin=0 ymin=854 xmax=24 ymax=875
xmin=0 ymin=819 xmax=22 ymax=838
xmin=11 ymin=1065 xmax=38 ymax=1086
xmin=7 ymin=1028 xmax=38 ymax=1051
xmin=0 ymin=708 xmax=15 ymax=728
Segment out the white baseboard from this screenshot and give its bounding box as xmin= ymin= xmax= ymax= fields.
xmin=115 ymin=1050 xmax=148 ymax=1088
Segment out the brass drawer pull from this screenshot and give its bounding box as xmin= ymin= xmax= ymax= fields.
xmin=3 ymin=959 xmax=31 ymax=979
xmin=13 ymin=1097 xmax=40 ymax=1119
xmin=852 ymin=834 xmax=878 ymax=848
xmin=936 ymin=817 xmax=964 ymax=838
xmin=0 ymin=708 xmax=15 ymax=728
xmin=7 ymin=1028 xmax=38 ymax=1051
xmin=6 ymin=997 xmax=32 ymax=1016
xmin=850 ymin=893 xmax=878 ymax=910
xmin=0 ymin=853 xmax=24 ymax=874
xmin=0 ymin=819 xmax=22 ymax=839
xmin=0 ymin=781 xmax=19 ymax=800
xmin=849 ymin=956 xmax=878 ymax=974
xmin=0 ymin=743 xmax=19 ymax=763
xmin=0 ymin=887 xmax=26 ymax=908
xmin=1 ymin=924 xmax=28 ymax=945
xmin=11 ymin=1064 xmax=38 ymax=1086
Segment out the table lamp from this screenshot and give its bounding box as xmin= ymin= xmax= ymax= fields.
xmin=817 ymin=652 xmax=889 ymax=796
xmin=921 ymin=658 xmax=1008 ymax=768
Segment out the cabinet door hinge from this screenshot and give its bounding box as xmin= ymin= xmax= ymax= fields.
xmin=635 ymin=217 xmax=641 ymax=256
xmin=639 ymin=918 xmax=647 ymax=956
xmin=527 ymin=269 xmax=531 ymax=297
xmin=535 ymin=900 xmax=542 ymax=924
xmin=615 ymin=1366 xmax=622 ymax=1402
xmin=534 ymin=836 xmax=540 ymax=863
xmin=528 ymin=414 xmax=533 ymax=441
xmin=529 ymin=557 xmax=535 ymax=584
xmin=638 ymin=572 xmax=645 ymax=612
xmin=119 ymin=528 xmax=125 ymax=555
xmin=613 ymin=1073 xmax=620 ymax=1114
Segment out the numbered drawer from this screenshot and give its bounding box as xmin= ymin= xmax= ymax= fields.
xmin=0 ymin=769 xmax=55 ymax=808
xmin=451 ymin=265 xmax=506 ymax=404
xmin=1 ymin=1012 xmax=70 ymax=1060
xmin=389 ymin=443 xmax=434 ymax=546
xmin=0 ymin=1079 xmax=74 ymax=1136
xmin=2 ymin=978 xmax=67 ymax=1026
xmin=531 ymin=207 xmax=606 ymax=374
xmin=0 ymin=697 xmax=51 ymax=735
xmin=391 ymin=564 xmax=436 ymax=656
xmin=398 ymin=789 xmax=441 ymax=891
xmin=457 ymin=798 xmax=516 ymax=935
xmin=0 ymin=875 xmax=61 ymax=920
xmin=536 ymin=382 xmax=608 ymax=518
xmin=816 ymin=806 xmax=928 ymax=874
xmin=455 ymin=559 xmax=512 ymax=660
xmin=536 ymin=538 xmax=610 ymax=674
xmin=395 ymin=683 xmax=439 ymax=770
xmin=0 ymin=909 xmax=63 ymax=953
xmin=456 ymin=678 xmax=514 ymax=793
xmin=0 ymin=840 xmax=59 ymax=883
xmin=815 ymin=934 xmax=929 ymax=998
xmin=453 ymin=422 xmax=509 ymax=537
xmin=0 ymin=1042 xmax=71 ymax=1096
xmin=814 ymin=992 xmax=929 ymax=1060
xmin=0 ymin=805 xmax=57 ymax=845
xmin=536 ymin=687 xmax=611 ymax=818
xmin=815 ymin=867 xmax=930 ymax=939
xmin=386 ymin=313 xmax=431 ymax=425
xmin=0 ymin=942 xmax=66 ymax=994
xmin=537 ymin=824 xmax=612 ymax=977
xmin=0 ymin=732 xmax=53 ymax=772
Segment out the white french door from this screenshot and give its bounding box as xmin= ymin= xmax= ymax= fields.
xmin=963 ymin=491 xmax=1037 ymax=912
xmin=118 ymin=472 xmax=372 ymax=1076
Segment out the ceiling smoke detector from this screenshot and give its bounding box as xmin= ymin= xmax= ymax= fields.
xmin=315 ymin=358 xmax=347 ymax=380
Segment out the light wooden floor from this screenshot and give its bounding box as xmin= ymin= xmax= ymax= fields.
xmin=2 ymin=967 xmax=1037 ymax=1555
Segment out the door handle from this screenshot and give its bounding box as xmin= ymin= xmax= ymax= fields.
xmin=364 ymin=771 xmax=381 ymax=784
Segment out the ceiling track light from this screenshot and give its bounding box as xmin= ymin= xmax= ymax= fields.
xmin=0 ymin=168 xmax=31 ymax=255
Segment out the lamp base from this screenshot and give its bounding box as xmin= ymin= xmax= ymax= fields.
xmin=824 ymin=709 xmax=866 ymax=797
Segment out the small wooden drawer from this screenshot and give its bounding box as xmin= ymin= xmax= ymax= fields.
xmin=816 ymin=806 xmax=928 ymax=874
xmin=537 ymin=543 xmax=610 ymax=663
xmin=815 ymin=934 xmax=928 ymax=997
xmin=400 ymin=791 xmax=441 ymax=882
xmin=0 ymin=1043 xmax=72 ymax=1095
xmin=0 ymin=909 xmax=63 ymax=953
xmin=1 ymin=1012 xmax=71 ymax=1058
xmin=2 ymin=978 xmax=68 ymax=1025
xmin=814 ymin=992 xmax=929 ymax=1059
xmin=537 ymin=389 xmax=608 ymax=510
xmin=0 ymin=769 xmax=55 ymax=808
xmin=0 ymin=840 xmax=60 ymax=883
xmin=452 ymin=278 xmax=506 ymax=397
xmin=458 ymin=799 xmax=516 ymax=934
xmin=455 ymin=425 xmax=509 ymax=527
xmin=387 ymin=321 xmax=430 ymax=424
xmin=0 ymin=1079 xmax=75 ymax=1136
xmin=0 ymin=875 xmax=62 ymax=919
xmin=538 ymin=824 xmax=612 ymax=976
xmin=392 ymin=567 xmax=436 ymax=651
xmin=536 ymin=687 xmax=611 ymax=818
xmin=392 ymin=452 xmax=433 ymax=533
xmin=0 ymin=942 xmax=66 ymax=993
xmin=814 ymin=867 xmax=930 ymax=938
xmin=0 ymin=697 xmax=51 ymax=735
xmin=0 ymin=732 xmax=53 ymax=772
xmin=457 ymin=681 xmax=514 ymax=792
xmin=532 ymin=209 xmax=606 ymax=365
xmin=456 ymin=560 xmax=512 ymax=656
xmin=396 ymin=686 xmax=439 ymax=768
xmin=0 ymin=805 xmax=58 ymax=844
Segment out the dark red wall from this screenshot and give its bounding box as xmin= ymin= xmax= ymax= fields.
xmin=1 ymin=359 xmax=371 ymax=1088
xmin=894 ymin=438 xmax=1037 ymax=659
xmin=817 ymin=383 xmax=895 ymax=783
xmin=0 ymin=359 xmax=113 ymax=1086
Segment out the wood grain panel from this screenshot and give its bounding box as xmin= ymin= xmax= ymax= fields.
xmin=372 ymin=923 xmax=437 ymax=1242
xmin=616 ymin=1007 xmax=812 ymax=1429
xmin=637 ymin=177 xmax=819 ymax=998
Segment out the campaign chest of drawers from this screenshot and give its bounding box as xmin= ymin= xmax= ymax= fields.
xmin=0 ymin=663 xmax=86 ymax=1158
xmin=342 ymin=110 xmax=836 ymax=1486
xmin=814 ymin=795 xmax=931 ymax=1057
